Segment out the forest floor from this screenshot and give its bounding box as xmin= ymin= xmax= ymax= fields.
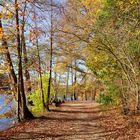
xmin=0 ymin=101 xmax=140 ymax=140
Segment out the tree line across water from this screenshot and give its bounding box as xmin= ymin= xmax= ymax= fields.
xmin=0 ymin=0 xmax=140 ymax=121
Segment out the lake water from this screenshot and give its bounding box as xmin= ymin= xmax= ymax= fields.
xmin=0 ymin=94 xmax=77 ymax=131
xmin=0 ymin=94 xmax=16 ymax=131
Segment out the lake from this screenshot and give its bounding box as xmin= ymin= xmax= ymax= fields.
xmin=0 ymin=94 xmax=16 ymax=131
xmin=0 ymin=94 xmax=77 ymax=131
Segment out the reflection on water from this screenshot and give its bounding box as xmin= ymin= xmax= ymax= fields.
xmin=0 ymin=94 xmax=17 ymax=131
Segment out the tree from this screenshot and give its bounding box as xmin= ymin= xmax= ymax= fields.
xmin=45 ymin=0 xmax=53 ymax=111
xmin=15 ymin=0 xmax=33 ymax=120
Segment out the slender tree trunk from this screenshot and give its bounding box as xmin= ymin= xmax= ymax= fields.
xmin=91 ymin=89 xmax=96 ymax=101
xmin=22 ymin=33 xmax=31 ymax=92
xmin=21 ymin=1 xmax=31 ymax=93
xmin=136 ymin=82 xmax=140 ymax=112
xmin=65 ymin=67 xmax=69 ymax=100
xmin=136 ymin=62 xmax=140 ymax=112
xmin=33 ymin=8 xmax=45 ymax=110
xmin=81 ymin=93 xmax=84 ymax=101
xmin=73 ymin=60 xmax=77 ymax=100
xmin=84 ymin=74 xmax=87 ymax=101
xmin=54 ymin=72 xmax=58 ymax=101
xmin=46 ymin=0 xmax=53 ymax=111
xmin=46 ymin=34 xmax=53 ymax=111
xmin=85 ymin=90 xmax=87 ymax=100
xmin=36 ymin=37 xmax=45 ymax=109
xmin=120 ymin=79 xmax=129 ymax=115
xmin=15 ymin=0 xmax=34 ymax=121
xmin=71 ymin=67 xmax=74 ymax=100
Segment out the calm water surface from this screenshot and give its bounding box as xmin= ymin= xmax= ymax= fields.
xmin=0 ymin=94 xmax=16 ymax=131
xmin=0 ymin=95 xmax=77 ymax=131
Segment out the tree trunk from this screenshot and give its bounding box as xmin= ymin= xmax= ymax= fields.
xmin=15 ymin=0 xmax=34 ymax=121
xmin=120 ymin=79 xmax=129 ymax=115
xmin=85 ymin=91 xmax=87 ymax=100
xmin=46 ymin=0 xmax=53 ymax=111
xmin=21 ymin=2 xmax=31 ymax=92
xmin=33 ymin=8 xmax=45 ymax=110
xmin=136 ymin=83 xmax=140 ymax=112
xmin=46 ymin=44 xmax=52 ymax=111
xmin=36 ymin=37 xmax=45 ymax=110
xmin=46 ymin=36 xmax=53 ymax=111
xmin=91 ymin=89 xmax=96 ymax=101
xmin=54 ymin=72 xmax=58 ymax=101
xmin=121 ymin=93 xmax=129 ymax=115
xmin=73 ymin=60 xmax=77 ymax=100
xmin=71 ymin=67 xmax=74 ymax=100
xmin=65 ymin=67 xmax=69 ymax=100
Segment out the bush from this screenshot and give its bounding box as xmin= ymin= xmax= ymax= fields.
xmin=27 ymin=74 xmax=55 ymax=115
xmin=97 ymin=84 xmax=120 ymax=106
xmin=28 ymin=89 xmax=44 ymax=114
xmin=97 ymin=94 xmax=113 ymax=105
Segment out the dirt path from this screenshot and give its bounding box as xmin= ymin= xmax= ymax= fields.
xmin=0 ymin=101 xmax=107 ymax=140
